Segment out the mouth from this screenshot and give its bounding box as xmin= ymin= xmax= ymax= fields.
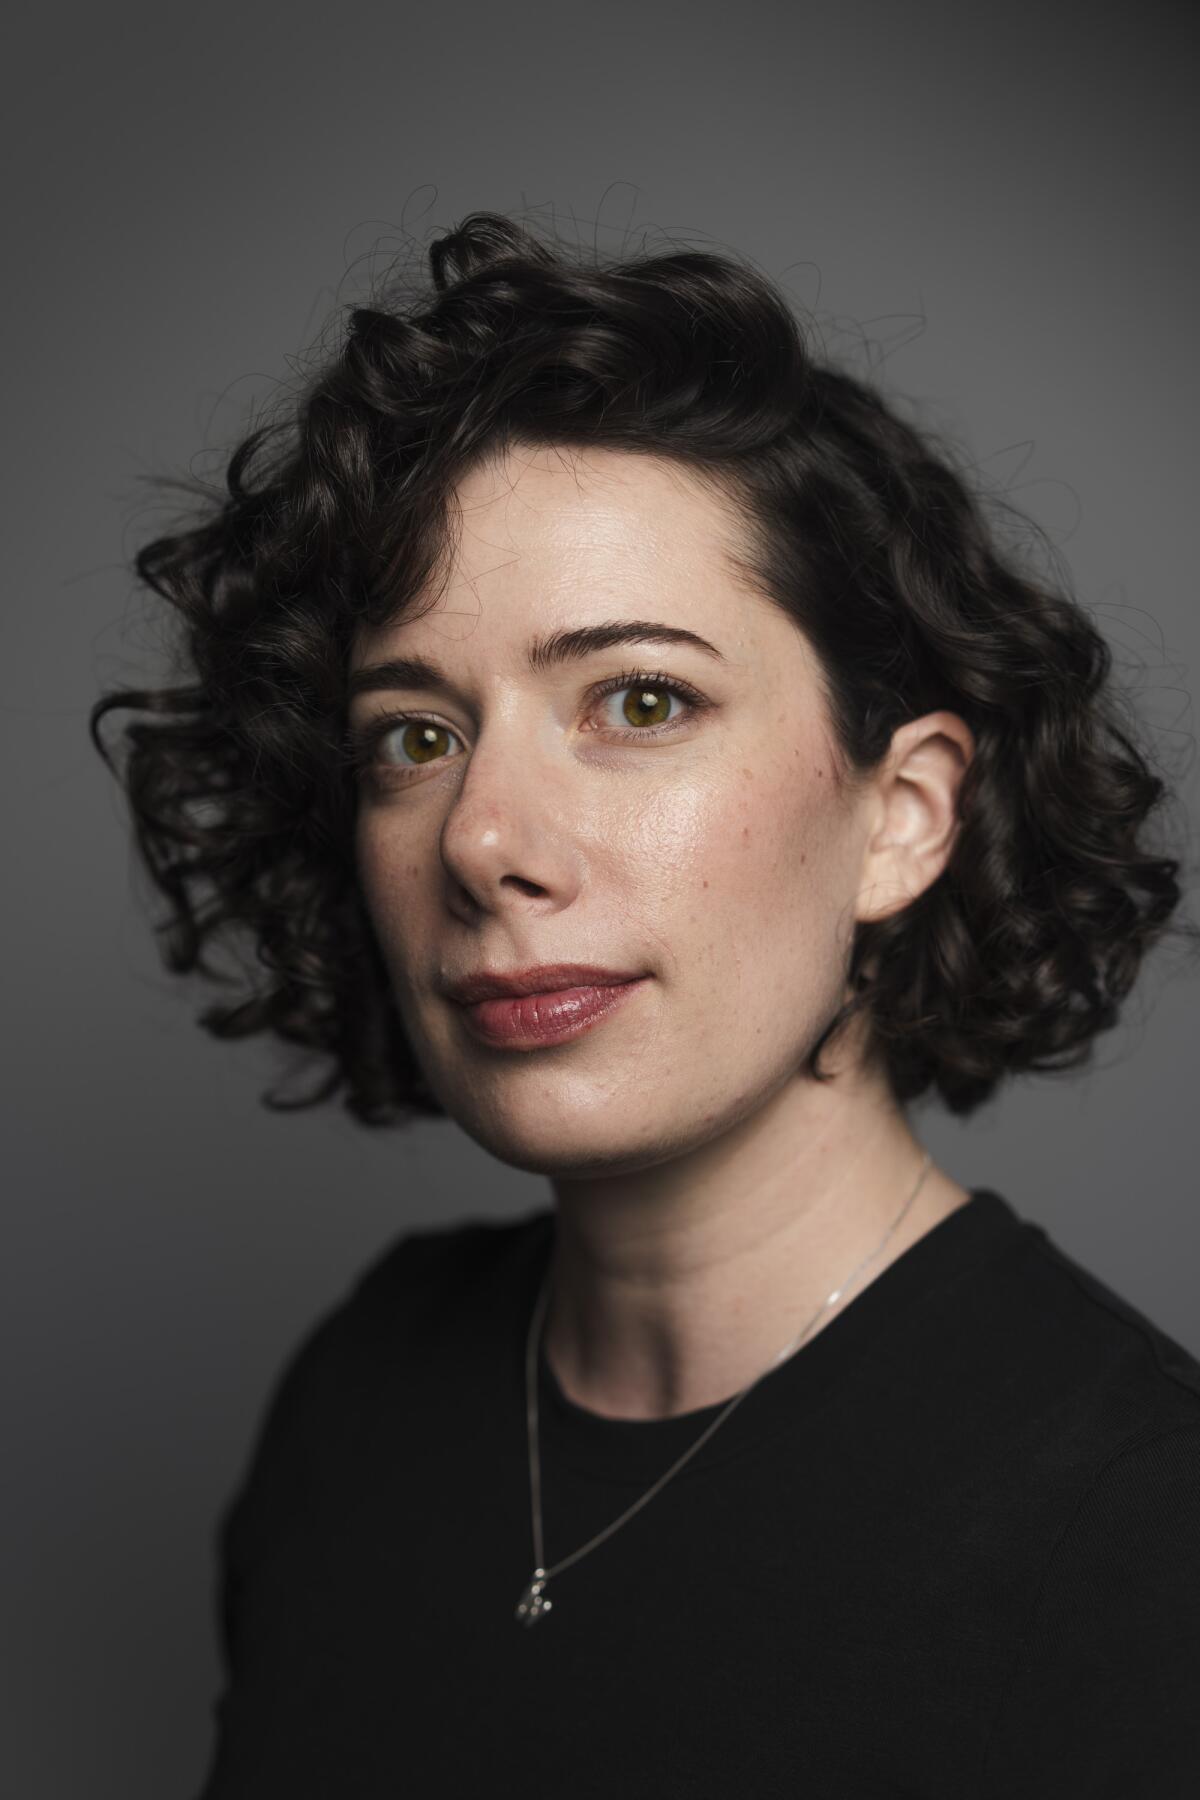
xmin=444 ymin=962 xmax=647 ymax=1004
xmin=455 ymin=976 xmax=651 ymax=1050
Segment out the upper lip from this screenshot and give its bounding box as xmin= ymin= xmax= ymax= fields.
xmin=443 ymin=964 xmax=647 ymax=1004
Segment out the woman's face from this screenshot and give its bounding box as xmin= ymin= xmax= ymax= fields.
xmin=349 ymin=444 xmax=878 ymax=1178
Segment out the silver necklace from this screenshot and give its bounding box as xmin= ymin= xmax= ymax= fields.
xmin=515 ymin=1148 xmax=934 ymax=1625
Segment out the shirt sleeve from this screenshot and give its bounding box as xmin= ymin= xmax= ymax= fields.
xmin=980 ymin=1421 xmax=1200 ymax=1798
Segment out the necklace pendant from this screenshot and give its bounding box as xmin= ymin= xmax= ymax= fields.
xmin=515 ymin=1569 xmax=553 ymax=1626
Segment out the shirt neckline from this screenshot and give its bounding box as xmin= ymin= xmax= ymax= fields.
xmin=516 ymin=1188 xmax=1027 ymax=1485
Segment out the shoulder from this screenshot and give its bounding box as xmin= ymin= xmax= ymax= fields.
xmin=224 ymin=1209 xmax=550 ymax=1476
xmin=345 ymin=1209 xmax=557 ymax=1339
xmin=1032 ymin=1220 xmax=1200 ymax=1406
xmin=256 ymin=1205 xmax=550 ymax=1409
xmin=964 ymin=1196 xmax=1200 ymax=1469
xmin=215 ymin=1208 xmax=550 ymax=1573
xmin=962 ymin=1204 xmax=1200 ymax=1790
xmin=351 ymin=1206 xmax=551 ymax=1307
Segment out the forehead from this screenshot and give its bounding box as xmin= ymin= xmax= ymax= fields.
xmin=349 ymin=439 xmax=770 ymax=666
xmin=445 ymin=443 xmax=746 ymax=592
xmin=349 ymin=442 xmax=818 ymax=700
xmin=458 ymin=440 xmax=726 ymax=512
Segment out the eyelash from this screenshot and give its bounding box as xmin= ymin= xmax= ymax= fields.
xmin=349 ymin=667 xmax=711 ymax=781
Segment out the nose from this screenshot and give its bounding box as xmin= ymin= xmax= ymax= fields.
xmin=436 ymin=711 xmax=585 ymax=918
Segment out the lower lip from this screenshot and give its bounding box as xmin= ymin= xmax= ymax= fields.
xmin=457 ymin=978 xmax=650 ymax=1048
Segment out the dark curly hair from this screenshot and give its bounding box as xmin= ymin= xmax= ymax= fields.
xmin=90 ymin=209 xmax=1198 ymax=1124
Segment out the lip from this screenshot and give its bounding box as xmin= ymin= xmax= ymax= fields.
xmin=444 ymin=963 xmax=647 ymax=1004
xmin=456 ymin=977 xmax=650 ymax=1050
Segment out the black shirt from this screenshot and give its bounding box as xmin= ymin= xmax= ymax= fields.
xmin=194 ymin=1189 xmax=1200 ymax=1797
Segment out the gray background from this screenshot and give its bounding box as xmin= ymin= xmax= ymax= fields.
xmin=4 ymin=2 xmax=1198 ymax=1794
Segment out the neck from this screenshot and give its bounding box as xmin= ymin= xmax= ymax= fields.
xmin=543 ymin=1058 xmax=970 ymax=1421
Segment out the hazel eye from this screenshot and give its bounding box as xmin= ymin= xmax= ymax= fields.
xmin=608 ymin=682 xmax=677 ymax=730
xmin=385 ymin=720 xmax=459 ymax=768
xmin=590 ymin=668 xmax=707 ymax=738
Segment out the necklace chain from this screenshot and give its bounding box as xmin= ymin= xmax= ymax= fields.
xmin=515 ymin=1149 xmax=934 ymax=1625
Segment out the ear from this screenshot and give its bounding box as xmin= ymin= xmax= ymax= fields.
xmin=853 ymin=710 xmax=975 ymax=926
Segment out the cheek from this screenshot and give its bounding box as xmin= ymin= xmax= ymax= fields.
xmin=666 ymin=758 xmax=857 ymax=1015
xmin=353 ymin=817 xmax=424 ymax=972
xmin=703 ymin=749 xmax=849 ymax=901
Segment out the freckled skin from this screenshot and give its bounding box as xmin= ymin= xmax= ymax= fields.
xmin=349 ymin=444 xmax=975 ymax=1419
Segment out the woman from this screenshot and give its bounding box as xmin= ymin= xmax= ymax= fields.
xmin=92 ymin=211 xmax=1200 ymax=1796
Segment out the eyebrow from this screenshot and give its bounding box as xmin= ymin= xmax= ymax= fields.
xmin=346 ymin=619 xmax=728 ymax=704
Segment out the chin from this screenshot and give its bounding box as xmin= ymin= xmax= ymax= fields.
xmin=477 ymin=1118 xmax=668 ymax=1182
xmin=441 ymin=1075 xmax=729 ymax=1183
